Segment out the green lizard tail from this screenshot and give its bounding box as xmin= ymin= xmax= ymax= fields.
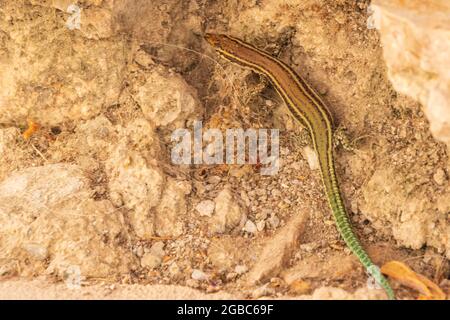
xmin=319 ymin=148 xmax=396 ymax=300
xmin=331 ymin=190 xmax=395 ymax=300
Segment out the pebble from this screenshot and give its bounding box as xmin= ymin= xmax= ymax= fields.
xmin=302 ymin=146 xmax=319 ymax=170
xmin=140 ymin=253 xmax=162 ymax=269
xmin=251 ymin=284 xmax=275 ymax=299
xmin=207 ymin=175 xmax=222 ymax=185
xmin=168 ymin=262 xmax=180 ymax=276
xmin=433 ymin=168 xmax=447 ymax=186
xmin=135 ymin=245 xmax=144 ymax=257
xmin=243 ymin=220 xmax=257 ymax=234
xmin=195 ymin=200 xmax=215 ymax=217
xmin=150 ymin=241 xmax=165 ymax=257
xmin=186 ymin=279 xmax=200 ymax=288
xmin=191 ymin=269 xmax=209 ymax=281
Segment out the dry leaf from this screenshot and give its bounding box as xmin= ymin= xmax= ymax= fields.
xmin=22 ymin=119 xmax=40 ymax=140
xmin=381 ymin=260 xmax=446 ymax=300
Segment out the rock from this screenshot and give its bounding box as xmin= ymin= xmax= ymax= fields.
xmin=251 ymin=284 xmax=274 ymax=299
xmin=168 ymin=262 xmax=180 ymax=278
xmin=371 ymin=0 xmax=450 ymax=148
xmin=433 ymin=168 xmax=447 ymax=186
xmin=154 ymin=178 xmax=189 ymax=237
xmin=301 ymin=146 xmax=319 ymax=170
xmin=106 ymin=143 xmax=164 ymax=239
xmin=243 ymin=220 xmax=257 ymax=234
xmin=72 ymin=116 xmax=115 ymax=161
xmin=140 ymin=242 xmax=165 ymax=269
xmin=207 ymin=238 xmax=247 ymax=271
xmin=133 ymin=66 xmax=199 ymax=128
xmin=140 ymin=253 xmax=162 ymax=269
xmin=206 ymin=175 xmax=221 ymax=185
xmin=185 ymin=279 xmax=200 ymax=288
xmin=135 ymin=246 xmax=144 ymax=258
xmin=209 ymin=187 xmax=244 ymax=234
xmin=195 ymin=200 xmax=215 ymax=217
xmin=191 ymin=269 xmax=208 ymax=281
xmin=360 ymin=167 xmax=450 ymax=257
xmin=248 ymin=210 xmax=310 ymax=284
xmin=149 ymin=242 xmax=165 ymax=257
xmin=0 ymin=164 xmax=137 ymax=278
xmin=0 ymin=1 xmax=124 ymax=125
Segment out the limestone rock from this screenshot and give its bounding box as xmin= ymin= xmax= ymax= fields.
xmin=195 ymin=200 xmax=215 ymax=217
xmin=140 ymin=242 xmax=165 ymax=269
xmin=133 ymin=66 xmax=199 ymax=128
xmin=154 ymin=178 xmax=190 ymax=238
xmin=106 ymin=144 xmax=164 ymax=239
xmin=209 ymin=187 xmax=244 ymax=234
xmin=360 ymin=168 xmax=450 ymax=258
xmin=248 ymin=210 xmax=309 ymax=284
xmin=0 ymin=164 xmax=137 ymax=278
xmin=0 ymin=2 xmax=124 ymax=125
xmin=371 ymin=0 xmax=450 ymax=147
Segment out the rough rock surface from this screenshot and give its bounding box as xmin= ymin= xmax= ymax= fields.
xmin=209 ymin=187 xmax=245 ymax=234
xmin=371 ymin=0 xmax=450 ymax=148
xmin=0 ymin=1 xmax=124 ymax=125
xmin=133 ymin=66 xmax=199 ymax=128
xmin=0 ymin=164 xmax=137 ymax=278
xmin=360 ymin=167 xmax=450 ymax=258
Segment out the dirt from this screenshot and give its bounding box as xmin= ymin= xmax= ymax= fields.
xmin=0 ymin=0 xmax=448 ymax=300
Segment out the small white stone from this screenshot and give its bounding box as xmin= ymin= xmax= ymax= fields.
xmin=433 ymin=168 xmax=447 ymax=186
xmin=209 ymin=187 xmax=243 ymax=234
xmin=302 ymin=146 xmax=319 ymax=170
xmin=243 ymin=220 xmax=257 ymax=234
xmin=251 ymin=284 xmax=274 ymax=298
xmin=191 ymin=269 xmax=209 ymax=281
xmin=135 ymin=246 xmax=144 ymax=257
xmin=195 ymin=200 xmax=215 ymax=217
